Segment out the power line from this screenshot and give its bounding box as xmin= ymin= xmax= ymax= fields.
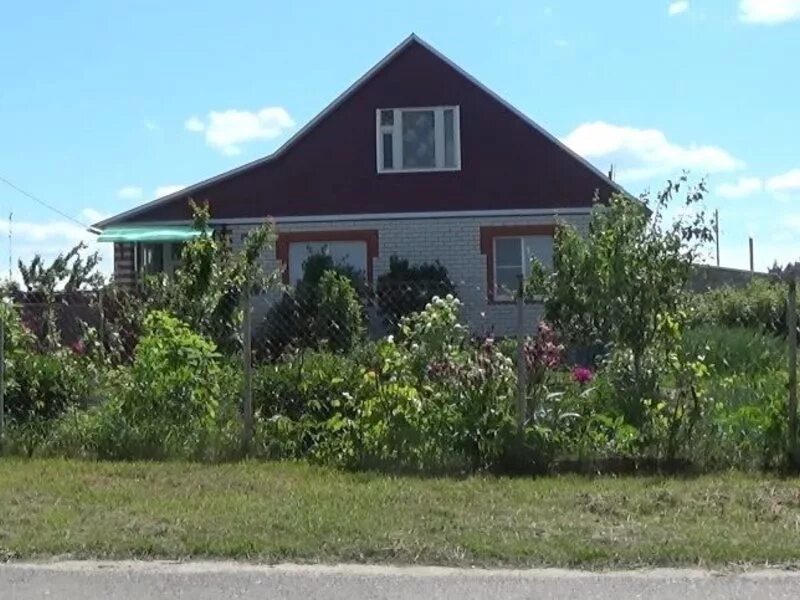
xmin=0 ymin=175 xmax=92 ymax=230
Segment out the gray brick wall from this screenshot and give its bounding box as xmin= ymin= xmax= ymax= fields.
xmin=232 ymin=212 xmax=591 ymax=337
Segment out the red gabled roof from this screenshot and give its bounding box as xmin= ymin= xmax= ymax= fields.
xmin=96 ymin=34 xmax=623 ymax=228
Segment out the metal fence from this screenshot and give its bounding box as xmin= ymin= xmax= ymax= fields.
xmin=0 ymin=279 xmax=538 ymax=446
xmin=2 ymin=276 xmax=800 ymax=463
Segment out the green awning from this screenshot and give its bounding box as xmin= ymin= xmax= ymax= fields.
xmin=96 ymin=226 xmax=202 ymax=243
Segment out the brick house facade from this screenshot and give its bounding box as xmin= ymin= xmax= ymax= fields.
xmin=96 ymin=34 xmax=620 ymax=335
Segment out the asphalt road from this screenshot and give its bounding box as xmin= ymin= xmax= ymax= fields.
xmin=3 ymin=562 xmax=800 ymax=599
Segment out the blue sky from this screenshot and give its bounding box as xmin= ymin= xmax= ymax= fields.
xmin=1 ymin=0 xmax=798 ymax=277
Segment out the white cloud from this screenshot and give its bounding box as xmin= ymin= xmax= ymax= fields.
xmin=185 ymin=107 xmax=295 ymax=155
xmin=739 ymin=0 xmax=800 ymax=24
xmin=562 ymin=121 xmax=742 ymax=182
xmin=143 ymin=119 xmax=160 ymax=132
xmin=184 ymin=116 xmax=205 ymax=132
xmin=766 ymin=168 xmax=800 ymax=193
xmin=668 ymin=1 xmax=689 ymax=16
xmin=117 ymin=185 xmax=143 ymax=200
xmin=717 ymin=176 xmax=763 ymax=199
xmin=154 ymin=185 xmax=187 ymax=199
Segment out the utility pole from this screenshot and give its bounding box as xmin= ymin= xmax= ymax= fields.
xmin=714 ymin=209 xmax=720 ymax=267
xmin=749 ymin=237 xmax=754 ymax=272
xmin=788 ymin=275 xmax=798 ymax=465
xmin=7 ymin=212 xmax=12 ymax=280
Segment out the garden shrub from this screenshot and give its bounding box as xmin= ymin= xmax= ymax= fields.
xmin=376 ymin=256 xmax=456 ymax=329
xmin=105 ymin=310 xmax=226 ymax=458
xmin=256 ymin=254 xmax=365 ymax=358
xmin=253 ymin=351 xmax=366 ymax=422
xmin=313 ymin=270 xmax=365 ymax=352
xmin=251 ymin=350 xmax=367 ymax=461
xmin=690 ymin=369 xmax=787 ymax=470
xmin=251 ymin=297 xmax=519 ymax=472
xmin=2 ymin=305 xmax=98 ymax=430
xmin=689 ymin=278 xmax=788 ymax=335
xmin=682 ymin=325 xmax=785 ymax=375
xmin=4 ymin=351 xmax=97 ymax=424
xmin=355 ymin=296 xmax=516 ymax=472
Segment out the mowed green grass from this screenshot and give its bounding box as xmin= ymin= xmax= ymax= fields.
xmin=1 ymin=459 xmax=799 ymax=568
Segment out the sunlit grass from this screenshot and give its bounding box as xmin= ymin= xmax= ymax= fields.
xmin=1 ymin=459 xmax=799 ymax=568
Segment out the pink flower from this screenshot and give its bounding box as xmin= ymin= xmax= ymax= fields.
xmin=572 ymin=366 xmax=593 ymax=384
xmin=70 ymin=340 xmax=85 ymax=355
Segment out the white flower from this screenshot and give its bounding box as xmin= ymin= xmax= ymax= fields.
xmin=386 ymin=335 xmax=395 ymax=344
xmin=425 ymin=303 xmax=432 ymax=310
xmin=445 ymin=293 xmax=454 ymax=301
xmin=432 ymin=295 xmax=441 ymax=303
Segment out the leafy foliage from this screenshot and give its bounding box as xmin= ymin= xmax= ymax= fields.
xmin=528 ymin=176 xmax=715 ymax=416
xmin=689 ymin=278 xmax=787 ymax=335
xmin=376 ymin=256 xmax=456 ymax=329
xmin=255 ymin=253 xmax=365 ymax=358
xmin=14 ymin=242 xmax=104 ymax=294
xmin=682 ymin=325 xmax=785 ymax=375
xmin=0 ymin=302 xmax=96 ymax=435
xmin=138 ymin=201 xmax=277 ymax=353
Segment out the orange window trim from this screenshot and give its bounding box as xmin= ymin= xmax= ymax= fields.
xmin=479 ymin=224 xmax=557 ymax=303
xmin=275 ymin=229 xmax=380 ymax=283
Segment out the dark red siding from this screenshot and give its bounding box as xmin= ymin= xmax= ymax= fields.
xmin=115 ymin=40 xmax=617 ymax=224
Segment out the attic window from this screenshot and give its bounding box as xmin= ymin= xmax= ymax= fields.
xmin=376 ymin=107 xmax=460 ymax=173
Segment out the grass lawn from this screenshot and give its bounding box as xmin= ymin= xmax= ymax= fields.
xmin=1 ymin=459 xmax=799 ymax=568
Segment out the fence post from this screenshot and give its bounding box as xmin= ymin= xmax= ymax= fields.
xmin=242 ymin=288 xmax=254 ymax=452
xmin=788 ymin=277 xmax=798 ymax=464
xmin=516 ymin=277 xmax=527 ymax=430
xmin=0 ymin=310 xmax=5 ymax=451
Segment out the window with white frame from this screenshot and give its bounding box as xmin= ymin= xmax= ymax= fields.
xmin=493 ymin=236 xmax=553 ymax=299
xmin=376 ymin=106 xmax=460 ymax=172
xmin=288 ymin=241 xmax=368 ymax=285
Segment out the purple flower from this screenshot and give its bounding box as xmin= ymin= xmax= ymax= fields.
xmin=522 ymin=321 xmax=565 ymax=374
xmin=572 ymin=366 xmax=593 ymax=384
xmin=70 ymin=340 xmax=85 ymax=355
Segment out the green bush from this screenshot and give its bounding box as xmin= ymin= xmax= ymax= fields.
xmin=104 ymin=310 xmax=227 ymax=459
xmin=253 ymin=351 xmax=366 ymax=422
xmin=4 ymin=351 xmax=97 ymax=424
xmin=683 ymin=325 xmax=785 ymax=375
xmin=690 ymin=370 xmax=787 ymax=470
xmin=251 ymin=351 xmax=367 ymax=461
xmin=355 ymin=297 xmax=516 ymax=472
xmin=251 ymin=298 xmax=518 ymax=472
xmin=313 ymin=270 xmax=365 ymax=352
xmin=689 ymin=278 xmax=788 ymax=335
xmin=2 ymin=304 xmax=97 ymax=426
xmin=256 ymin=254 xmax=365 ymax=358
xmin=376 ymin=256 xmax=456 ymax=330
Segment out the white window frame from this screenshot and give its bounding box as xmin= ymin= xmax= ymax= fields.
xmin=492 ymin=235 xmax=552 ymax=301
xmin=376 ymin=106 xmax=461 ymax=174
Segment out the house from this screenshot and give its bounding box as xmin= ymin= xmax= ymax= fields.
xmin=94 ymin=34 xmax=622 ymax=335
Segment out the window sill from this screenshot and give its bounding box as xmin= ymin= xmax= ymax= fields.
xmin=488 ymin=296 xmax=545 ymax=306
xmin=377 ymin=166 xmax=462 ymax=175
